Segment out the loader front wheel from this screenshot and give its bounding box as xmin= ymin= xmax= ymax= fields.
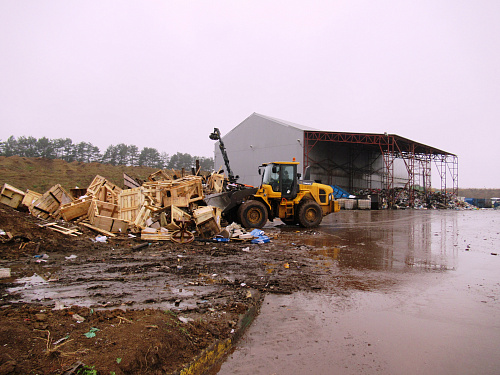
xmin=297 ymin=200 xmax=322 ymax=228
xmin=238 ymin=200 xmax=268 ymax=229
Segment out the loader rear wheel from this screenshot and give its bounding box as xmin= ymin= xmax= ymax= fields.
xmin=297 ymin=200 xmax=322 ymax=228
xmin=238 ymin=200 xmax=268 ymax=229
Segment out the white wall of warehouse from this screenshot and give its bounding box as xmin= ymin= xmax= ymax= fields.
xmin=215 ymin=113 xmax=413 ymax=192
xmin=214 ymin=113 xmax=305 ymax=187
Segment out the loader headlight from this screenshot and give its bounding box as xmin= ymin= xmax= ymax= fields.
xmin=329 ymin=193 xmax=334 ymax=202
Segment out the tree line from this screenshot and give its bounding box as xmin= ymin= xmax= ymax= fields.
xmin=0 ymin=136 xmax=214 ymax=170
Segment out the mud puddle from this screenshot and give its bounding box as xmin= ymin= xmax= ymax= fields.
xmin=6 ymin=252 xmax=231 ymax=310
xmin=216 ymin=210 xmax=500 ymax=375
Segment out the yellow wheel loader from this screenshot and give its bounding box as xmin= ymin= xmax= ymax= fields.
xmin=206 ymin=161 xmax=340 ymax=229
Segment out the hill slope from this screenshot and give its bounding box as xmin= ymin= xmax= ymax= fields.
xmin=0 ymin=156 xmax=159 ymax=192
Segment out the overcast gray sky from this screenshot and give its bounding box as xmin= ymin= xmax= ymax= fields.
xmin=1 ymin=1 xmax=499 ymax=188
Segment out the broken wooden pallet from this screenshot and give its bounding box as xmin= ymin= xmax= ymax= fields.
xmin=86 ymin=175 xmax=122 ymax=205
xmin=38 ymin=222 xmax=82 ymax=236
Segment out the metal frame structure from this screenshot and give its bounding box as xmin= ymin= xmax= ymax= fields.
xmin=303 ymin=131 xmax=458 ymax=207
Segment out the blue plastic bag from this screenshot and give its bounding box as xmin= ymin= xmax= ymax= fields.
xmin=250 ymin=229 xmax=265 ymax=237
xmin=251 ymin=235 xmax=270 ymax=244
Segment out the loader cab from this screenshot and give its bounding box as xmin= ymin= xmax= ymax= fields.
xmin=260 ymin=162 xmax=299 ymax=199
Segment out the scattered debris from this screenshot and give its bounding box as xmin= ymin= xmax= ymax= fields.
xmin=178 ymin=316 xmax=194 ymax=324
xmin=0 ymin=267 xmax=11 ymax=278
xmin=92 ymin=235 xmax=108 ymax=243
xmin=72 ymin=313 xmax=85 ymax=322
xmin=84 ymin=327 xmax=99 ymax=338
xmin=353 ymin=188 xmax=476 ymax=210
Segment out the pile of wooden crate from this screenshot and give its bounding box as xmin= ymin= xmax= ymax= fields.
xmin=0 ymin=170 xmax=224 ymax=241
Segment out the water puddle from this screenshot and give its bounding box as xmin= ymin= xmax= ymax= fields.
xmin=217 ymin=210 xmax=500 ymax=374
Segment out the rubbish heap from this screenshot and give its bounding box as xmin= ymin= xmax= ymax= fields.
xmin=0 ymin=171 xmax=270 ymax=243
xmin=353 ymin=188 xmax=475 ymax=210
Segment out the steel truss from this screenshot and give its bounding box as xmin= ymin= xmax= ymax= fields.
xmin=303 ymin=131 xmax=458 ymax=207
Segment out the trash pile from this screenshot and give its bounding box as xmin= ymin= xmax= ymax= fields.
xmin=0 ymin=171 xmax=270 ymax=243
xmin=353 ymin=188 xmax=476 ymax=209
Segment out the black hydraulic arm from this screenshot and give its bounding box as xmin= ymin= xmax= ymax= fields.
xmin=209 ymin=127 xmax=236 ymax=182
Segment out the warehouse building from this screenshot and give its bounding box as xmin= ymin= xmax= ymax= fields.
xmin=213 ymin=113 xmax=458 ymax=206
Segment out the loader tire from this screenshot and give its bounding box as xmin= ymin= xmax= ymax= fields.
xmin=297 ymin=200 xmax=322 ymax=228
xmin=238 ymin=200 xmax=268 ymax=229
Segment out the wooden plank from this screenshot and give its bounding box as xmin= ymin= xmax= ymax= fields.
xmin=80 ymin=222 xmax=117 ymax=237
xmin=60 ymin=197 xmax=92 ymax=221
xmin=46 ymin=227 xmax=79 ymax=236
xmin=123 ymin=173 xmax=142 ymax=189
xmin=133 ymin=204 xmax=152 ymax=230
xmin=118 ymin=187 xmax=144 ymax=222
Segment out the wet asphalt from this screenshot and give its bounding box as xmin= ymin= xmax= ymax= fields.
xmin=217 ymin=210 xmax=500 ymax=375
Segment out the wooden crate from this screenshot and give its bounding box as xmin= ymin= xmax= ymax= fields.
xmin=88 ymin=200 xmax=119 ymax=221
xmin=86 ymin=175 xmax=122 ymax=204
xmin=0 ymin=183 xmax=26 ymax=209
xmin=206 ymin=173 xmax=225 ymax=194
xmin=87 ymin=199 xmax=129 ymax=233
xmin=148 ymin=170 xmax=173 ymax=182
xmin=60 ymin=197 xmax=92 ymax=221
xmin=196 ymin=217 xmax=221 ymax=239
xmin=141 ymin=227 xmax=170 ymax=241
xmin=193 ymin=206 xmax=216 ymax=225
xmin=133 ymin=204 xmax=153 ymax=230
xmin=118 ymin=187 xmax=145 ymax=222
xmin=69 ymin=188 xmax=88 ymax=199
xmin=193 ymin=206 xmax=221 ymax=238
xmin=31 ymin=184 xmax=73 ymax=219
xmin=170 ymin=205 xmax=191 ymax=222
xmin=22 ymin=189 xmax=42 ymax=210
xmin=161 ymin=177 xmax=204 ymax=208
xmin=141 ymin=182 xmax=165 ymax=207
xmin=92 ymin=215 xmax=129 ymax=233
xmin=142 ymin=176 xmax=204 ymax=208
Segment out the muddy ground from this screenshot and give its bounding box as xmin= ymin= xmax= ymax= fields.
xmin=3 ymin=205 xmax=498 ymax=375
xmin=0 ymin=204 xmax=344 ymax=375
